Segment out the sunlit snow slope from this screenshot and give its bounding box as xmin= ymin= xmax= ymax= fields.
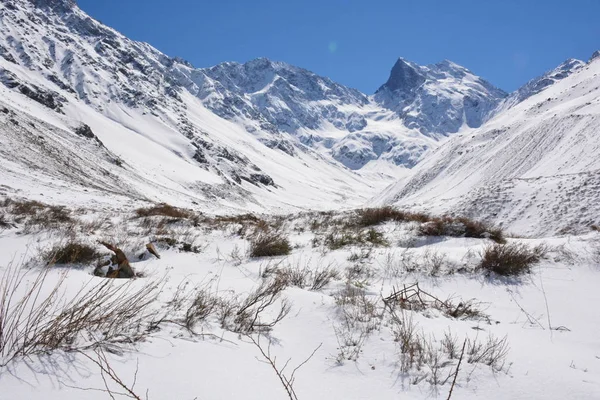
xmin=378 ymin=53 xmax=600 ymax=235
xmin=0 ymin=0 xmax=401 ymax=212
xmin=0 ymin=0 xmax=520 ymax=213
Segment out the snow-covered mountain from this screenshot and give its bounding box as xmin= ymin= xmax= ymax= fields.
xmin=373 ymin=58 xmax=508 ymax=137
xmin=0 ymin=0 xmax=501 ymax=211
xmin=2 ymin=0 xmax=599 ymax=231
xmin=377 ymin=53 xmax=600 ymax=235
xmin=495 ymin=58 xmax=586 ymax=113
xmin=0 ymin=0 xmax=405 ymax=212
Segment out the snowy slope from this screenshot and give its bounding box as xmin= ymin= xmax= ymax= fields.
xmin=494 ymin=58 xmax=586 ymax=114
xmin=1 ymin=211 xmax=599 ymax=400
xmin=377 ymin=54 xmax=600 ymax=235
xmin=0 ymin=0 xmax=516 ymax=188
xmin=0 ymin=0 xmax=405 ymax=211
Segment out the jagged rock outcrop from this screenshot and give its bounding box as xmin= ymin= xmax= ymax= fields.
xmin=373 ymin=58 xmax=507 ymax=137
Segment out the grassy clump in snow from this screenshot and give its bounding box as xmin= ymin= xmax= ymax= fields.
xmin=262 ymin=261 xmax=340 ymax=291
xmin=419 ymin=216 xmax=505 ymax=243
xmin=249 ymin=232 xmax=291 ymax=258
xmin=47 ymin=241 xmax=101 ymax=265
xmin=392 ymin=312 xmax=509 ymax=383
xmin=135 ymin=203 xmax=193 ymax=220
xmin=354 ymin=207 xmax=505 ymax=243
xmin=325 ymin=228 xmax=388 ymax=250
xmin=479 ymin=242 xmax=545 ymax=276
xmin=0 ymin=198 xmax=72 ymax=230
xmin=357 ymin=206 xmax=429 ymax=227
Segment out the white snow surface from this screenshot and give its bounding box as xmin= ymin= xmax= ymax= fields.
xmin=0 ymin=214 xmax=599 ymax=400
xmin=378 ymin=55 xmax=600 ymax=236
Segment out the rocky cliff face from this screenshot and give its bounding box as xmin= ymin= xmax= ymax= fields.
xmin=373 ymin=58 xmax=508 ymax=137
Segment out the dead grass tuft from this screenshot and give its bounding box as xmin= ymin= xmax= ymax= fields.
xmin=479 ymin=242 xmax=545 ymax=276
xmin=250 ymin=232 xmax=291 ymax=258
xmin=0 ymin=198 xmax=73 ymax=230
xmin=419 ymin=216 xmax=504 ymax=243
xmin=46 ymin=242 xmax=101 ymax=265
xmin=135 ymin=203 xmax=193 ymax=219
xmin=357 ymin=207 xmax=429 ymax=227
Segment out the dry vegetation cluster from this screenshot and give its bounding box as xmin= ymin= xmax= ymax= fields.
xmin=0 ymin=199 xmax=581 ymax=397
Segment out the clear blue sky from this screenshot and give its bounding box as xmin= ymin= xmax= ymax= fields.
xmin=77 ymin=0 xmax=599 ymax=93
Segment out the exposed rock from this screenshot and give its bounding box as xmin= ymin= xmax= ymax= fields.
xmin=100 ymin=241 xmax=135 ymax=279
xmin=74 ymin=123 xmax=95 ymax=139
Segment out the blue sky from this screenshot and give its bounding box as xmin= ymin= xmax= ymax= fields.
xmin=77 ymin=0 xmax=599 ymax=93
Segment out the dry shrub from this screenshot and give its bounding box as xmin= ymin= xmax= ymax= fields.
xmin=183 ymin=288 xmax=219 ymax=332
xmin=390 ymin=310 xmax=509 ymax=386
xmin=4 ymin=199 xmax=45 ymax=216
xmin=135 ymin=203 xmax=193 ymax=219
xmin=0 ymin=263 xmax=164 ymax=367
xmin=591 ymin=225 xmax=600 ymax=232
xmin=381 ymin=249 xmax=456 ymax=278
xmin=419 ymin=216 xmax=504 ymax=243
xmin=324 ymin=228 xmax=388 ymax=250
xmin=332 ymin=284 xmax=382 ymax=363
xmin=47 ymin=242 xmax=101 ymax=265
xmin=155 ymin=237 xmax=204 ymax=253
xmin=206 ymin=213 xmax=263 ymax=235
xmin=0 ymin=198 xmax=72 ymax=230
xmin=384 ymin=283 xmax=487 ymax=321
xmin=199 ymin=214 xmax=286 ymax=239
xmin=479 ymin=242 xmax=544 ymax=276
xmin=218 ymin=277 xmax=291 ymax=333
xmin=357 ymin=207 xmax=429 ymax=227
xmin=466 ymin=334 xmax=510 ymax=370
xmin=250 ymin=232 xmax=291 ymax=258
xmin=271 ymin=261 xmax=340 ymax=291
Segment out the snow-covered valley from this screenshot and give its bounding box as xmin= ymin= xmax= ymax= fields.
xmin=1 ymin=0 xmax=600 ymax=399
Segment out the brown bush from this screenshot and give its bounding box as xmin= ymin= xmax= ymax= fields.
xmin=479 ymin=242 xmax=542 ymax=276
xmin=357 ymin=207 xmax=429 ymax=227
xmin=419 ymin=216 xmax=504 ymax=243
xmin=135 ymin=203 xmax=193 ymax=219
xmin=249 ymin=232 xmax=291 ymax=258
xmin=48 ymin=242 xmax=101 ymax=265
xmin=1 ymin=199 xmax=72 ymax=228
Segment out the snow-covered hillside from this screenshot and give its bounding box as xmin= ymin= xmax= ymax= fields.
xmin=0 ymin=0 xmax=403 ymax=211
xmin=378 ymin=54 xmax=600 ymax=235
xmin=1 ymin=0 xmax=600 ymax=230
xmin=0 ymin=0 xmax=522 ymax=209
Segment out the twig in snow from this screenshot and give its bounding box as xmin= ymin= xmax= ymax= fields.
xmin=446 ymin=339 xmax=467 ymax=400
xmin=247 ymin=334 xmax=322 ymax=400
xmin=538 ymin=272 xmax=553 ymax=340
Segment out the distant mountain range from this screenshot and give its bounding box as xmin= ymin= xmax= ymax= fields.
xmin=0 ymin=0 xmax=598 ymax=233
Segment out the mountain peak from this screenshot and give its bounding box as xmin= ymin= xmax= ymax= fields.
xmin=380 ymin=58 xmax=426 ymax=93
xmin=374 ymin=57 xmax=506 ymax=135
xmin=590 ymin=50 xmax=600 ymax=63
